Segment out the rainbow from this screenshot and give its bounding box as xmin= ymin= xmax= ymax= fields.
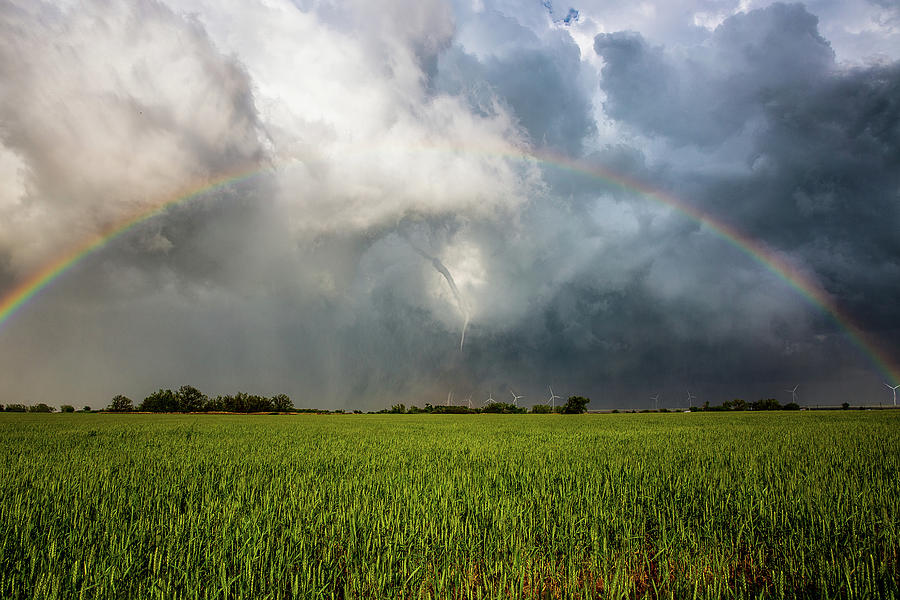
xmin=0 ymin=147 xmax=896 ymax=385
xmin=0 ymin=164 xmax=264 ymax=329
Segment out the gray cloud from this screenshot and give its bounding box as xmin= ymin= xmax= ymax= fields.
xmin=434 ymin=33 xmax=596 ymax=154
xmin=593 ymin=4 xmax=835 ymax=147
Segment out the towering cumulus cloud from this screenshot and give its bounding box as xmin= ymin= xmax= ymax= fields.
xmin=0 ymin=0 xmax=264 ymax=273
xmin=0 ymin=0 xmax=898 ymax=408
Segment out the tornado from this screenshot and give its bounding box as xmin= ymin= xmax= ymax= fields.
xmin=405 ymin=238 xmax=470 ymax=352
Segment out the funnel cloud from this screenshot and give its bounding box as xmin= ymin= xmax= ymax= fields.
xmin=405 ymin=236 xmax=470 ymax=351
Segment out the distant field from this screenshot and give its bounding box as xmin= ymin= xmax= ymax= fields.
xmin=1 ymin=412 xmax=898 ymax=599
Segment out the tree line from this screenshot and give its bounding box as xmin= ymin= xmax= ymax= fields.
xmin=380 ymin=396 xmax=591 ymax=415
xmin=1 ymin=393 xmax=592 ymax=414
xmin=0 ymin=403 xmax=60 ymax=413
xmin=690 ymin=398 xmax=801 ymax=412
xmin=609 ymin=398 xmax=805 ymax=414
xmin=0 ymin=395 xmax=815 ymax=414
xmin=103 ymin=386 xmax=295 ymax=413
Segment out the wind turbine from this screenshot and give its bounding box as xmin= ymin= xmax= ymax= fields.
xmin=650 ymin=394 xmax=660 ymax=411
xmin=686 ymin=390 xmax=696 ymax=407
xmin=485 ymin=390 xmax=495 ymax=406
xmin=510 ymin=390 xmax=523 ymax=407
xmin=548 ymin=386 xmax=560 ymax=410
xmin=466 ymin=395 xmax=473 ymax=410
xmin=447 ymin=391 xmax=453 ymax=406
xmin=885 ymin=383 xmax=900 ymax=407
xmin=785 ymin=385 xmax=798 ymax=404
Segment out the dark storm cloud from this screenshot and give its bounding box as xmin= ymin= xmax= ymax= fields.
xmin=593 ymin=3 xmax=835 ymax=146
xmin=588 ymin=2 xmax=900 ymax=333
xmin=740 ymin=61 xmax=900 ymax=327
xmin=433 ymin=9 xmax=596 ymax=154
xmin=420 ymin=1 xmax=900 ymax=404
xmin=578 ymin=3 xmax=900 ymax=401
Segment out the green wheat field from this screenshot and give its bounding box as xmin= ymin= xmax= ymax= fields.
xmin=1 ymin=412 xmax=898 ymax=599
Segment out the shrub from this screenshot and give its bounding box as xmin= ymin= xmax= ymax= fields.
xmin=61 ymin=405 xmax=75 ymax=413
xmin=431 ymin=405 xmax=476 ymax=414
xmin=482 ymin=402 xmax=524 ymax=414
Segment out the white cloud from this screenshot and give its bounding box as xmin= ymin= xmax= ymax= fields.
xmin=173 ymin=0 xmax=537 ymax=236
xmin=0 ymin=0 xmax=263 ymax=272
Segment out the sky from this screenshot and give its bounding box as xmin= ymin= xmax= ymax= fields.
xmin=0 ymin=0 xmax=898 ymax=410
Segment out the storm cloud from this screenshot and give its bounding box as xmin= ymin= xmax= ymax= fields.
xmin=0 ymin=0 xmax=898 ymax=409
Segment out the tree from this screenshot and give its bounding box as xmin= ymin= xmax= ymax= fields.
xmin=60 ymin=405 xmax=75 ymax=413
xmin=176 ymin=385 xmax=206 ymax=412
xmin=246 ymin=394 xmax=274 ymax=413
xmin=28 ymin=403 xmax=55 ymax=413
xmin=5 ymin=404 xmax=26 ymax=412
xmin=212 ymin=392 xmax=275 ymax=413
xmin=231 ymin=392 xmax=251 ymax=412
xmin=752 ymin=398 xmax=781 ymax=411
xmin=387 ymin=403 xmax=406 ymax=414
xmin=841 ymin=402 xmax=850 ymax=410
xmin=563 ymin=396 xmax=590 ymax=414
xmin=107 ymin=395 xmax=134 ymax=412
xmin=205 ymin=396 xmax=225 ymax=411
xmin=82 ymin=406 xmax=92 ymax=412
xmin=784 ymin=402 xmax=800 ymax=411
xmin=531 ymin=404 xmax=552 ymax=414
xmin=217 ymin=394 xmax=239 ymax=412
xmin=216 ymin=392 xmax=246 ymax=412
xmin=140 ymin=389 xmax=177 ymax=412
xmin=271 ymin=394 xmax=294 ymax=412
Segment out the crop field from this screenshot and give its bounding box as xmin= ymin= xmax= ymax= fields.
xmin=1 ymin=412 xmax=898 ymax=599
